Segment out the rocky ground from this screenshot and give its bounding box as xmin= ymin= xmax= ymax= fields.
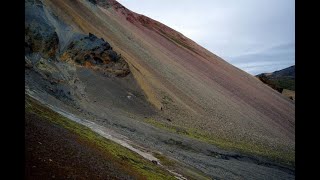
xmin=26 ymin=108 xmax=137 ymax=179
xmin=25 ymin=96 xmax=175 ymax=179
xmin=26 ymin=66 xmax=295 ymax=179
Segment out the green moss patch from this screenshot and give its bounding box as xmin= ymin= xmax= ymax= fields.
xmin=144 ymin=118 xmax=294 ymax=167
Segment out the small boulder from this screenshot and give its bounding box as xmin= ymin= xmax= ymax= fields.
xmin=151 ymin=160 xmax=158 ymax=165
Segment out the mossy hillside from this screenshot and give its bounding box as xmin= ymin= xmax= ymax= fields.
xmin=256 ymin=74 xmax=295 ymax=92
xmin=25 ymin=95 xmax=175 ymax=180
xmin=153 ymin=152 xmax=210 ymax=180
xmin=270 ymin=77 xmax=295 ymax=91
xmin=144 ymin=118 xmax=294 ymax=167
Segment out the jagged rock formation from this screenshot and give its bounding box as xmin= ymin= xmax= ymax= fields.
xmin=61 ymin=33 xmax=130 ymax=77
xmin=25 ymin=0 xmax=59 ymax=58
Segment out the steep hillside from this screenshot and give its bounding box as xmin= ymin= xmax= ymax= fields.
xmin=256 ymin=65 xmax=295 ymax=100
xmin=25 ymin=0 xmax=295 ymax=178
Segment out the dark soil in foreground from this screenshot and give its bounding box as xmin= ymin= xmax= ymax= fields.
xmin=25 ymin=110 xmax=137 ymax=179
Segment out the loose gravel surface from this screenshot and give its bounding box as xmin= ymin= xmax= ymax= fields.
xmin=26 ymin=66 xmax=295 ymax=179
xmin=25 ymin=108 xmax=137 ymax=180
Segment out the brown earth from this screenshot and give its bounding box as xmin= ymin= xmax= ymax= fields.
xmin=25 ymin=108 xmax=142 ymax=179
xmin=282 ymin=89 xmax=295 ymax=101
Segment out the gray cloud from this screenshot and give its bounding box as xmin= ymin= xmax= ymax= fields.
xmin=117 ymin=0 xmax=295 ymax=75
xmin=228 ymin=43 xmax=295 ymax=75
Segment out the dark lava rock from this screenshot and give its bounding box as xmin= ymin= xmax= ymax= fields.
xmin=88 ymin=32 xmax=97 ymax=41
xmin=151 ymin=160 xmax=158 ymax=165
xmin=88 ymin=0 xmax=97 ymax=5
xmin=25 ymin=2 xmax=59 ymax=59
xmin=25 ymin=24 xmax=59 ymax=59
xmin=107 ymin=50 xmax=120 ymax=62
xmin=62 ymin=33 xmax=130 ymax=77
xmin=25 ymin=23 xmax=59 ymax=58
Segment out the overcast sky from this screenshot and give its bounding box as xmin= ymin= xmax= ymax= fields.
xmin=117 ymin=0 xmax=295 ymax=75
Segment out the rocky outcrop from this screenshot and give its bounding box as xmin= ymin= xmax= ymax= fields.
xmin=61 ymin=33 xmax=130 ymax=77
xmin=25 ymin=0 xmax=59 ymax=59
xmin=25 ymin=25 xmax=59 ymax=59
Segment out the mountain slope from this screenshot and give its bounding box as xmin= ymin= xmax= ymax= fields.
xmin=25 ymin=0 xmax=295 ymax=178
xmin=256 ymin=65 xmax=295 ymax=100
xmin=257 ymin=65 xmax=295 ymax=91
xmin=273 ymin=65 xmax=295 ymax=77
xmin=25 ymin=95 xmax=176 ymax=179
xmin=50 ymin=0 xmax=293 ymax=151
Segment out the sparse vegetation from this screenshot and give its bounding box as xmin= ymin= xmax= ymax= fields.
xmin=161 ymin=95 xmax=173 ymax=105
xmin=271 ymin=77 xmax=295 ymax=91
xmin=25 ymin=95 xmax=175 ymax=179
xmin=256 ymin=66 xmax=295 ymax=91
xmin=144 ymin=118 xmax=294 ymax=166
xmin=153 ymin=152 xmax=211 ymax=180
xmin=153 ymin=153 xmax=176 ymax=167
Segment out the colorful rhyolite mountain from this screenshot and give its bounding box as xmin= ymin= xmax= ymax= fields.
xmin=25 ymin=0 xmax=295 ymax=178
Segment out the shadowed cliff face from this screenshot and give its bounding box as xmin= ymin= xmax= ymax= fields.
xmin=25 ymin=0 xmax=295 ymax=173
xmin=25 ymin=0 xmax=130 ymax=78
